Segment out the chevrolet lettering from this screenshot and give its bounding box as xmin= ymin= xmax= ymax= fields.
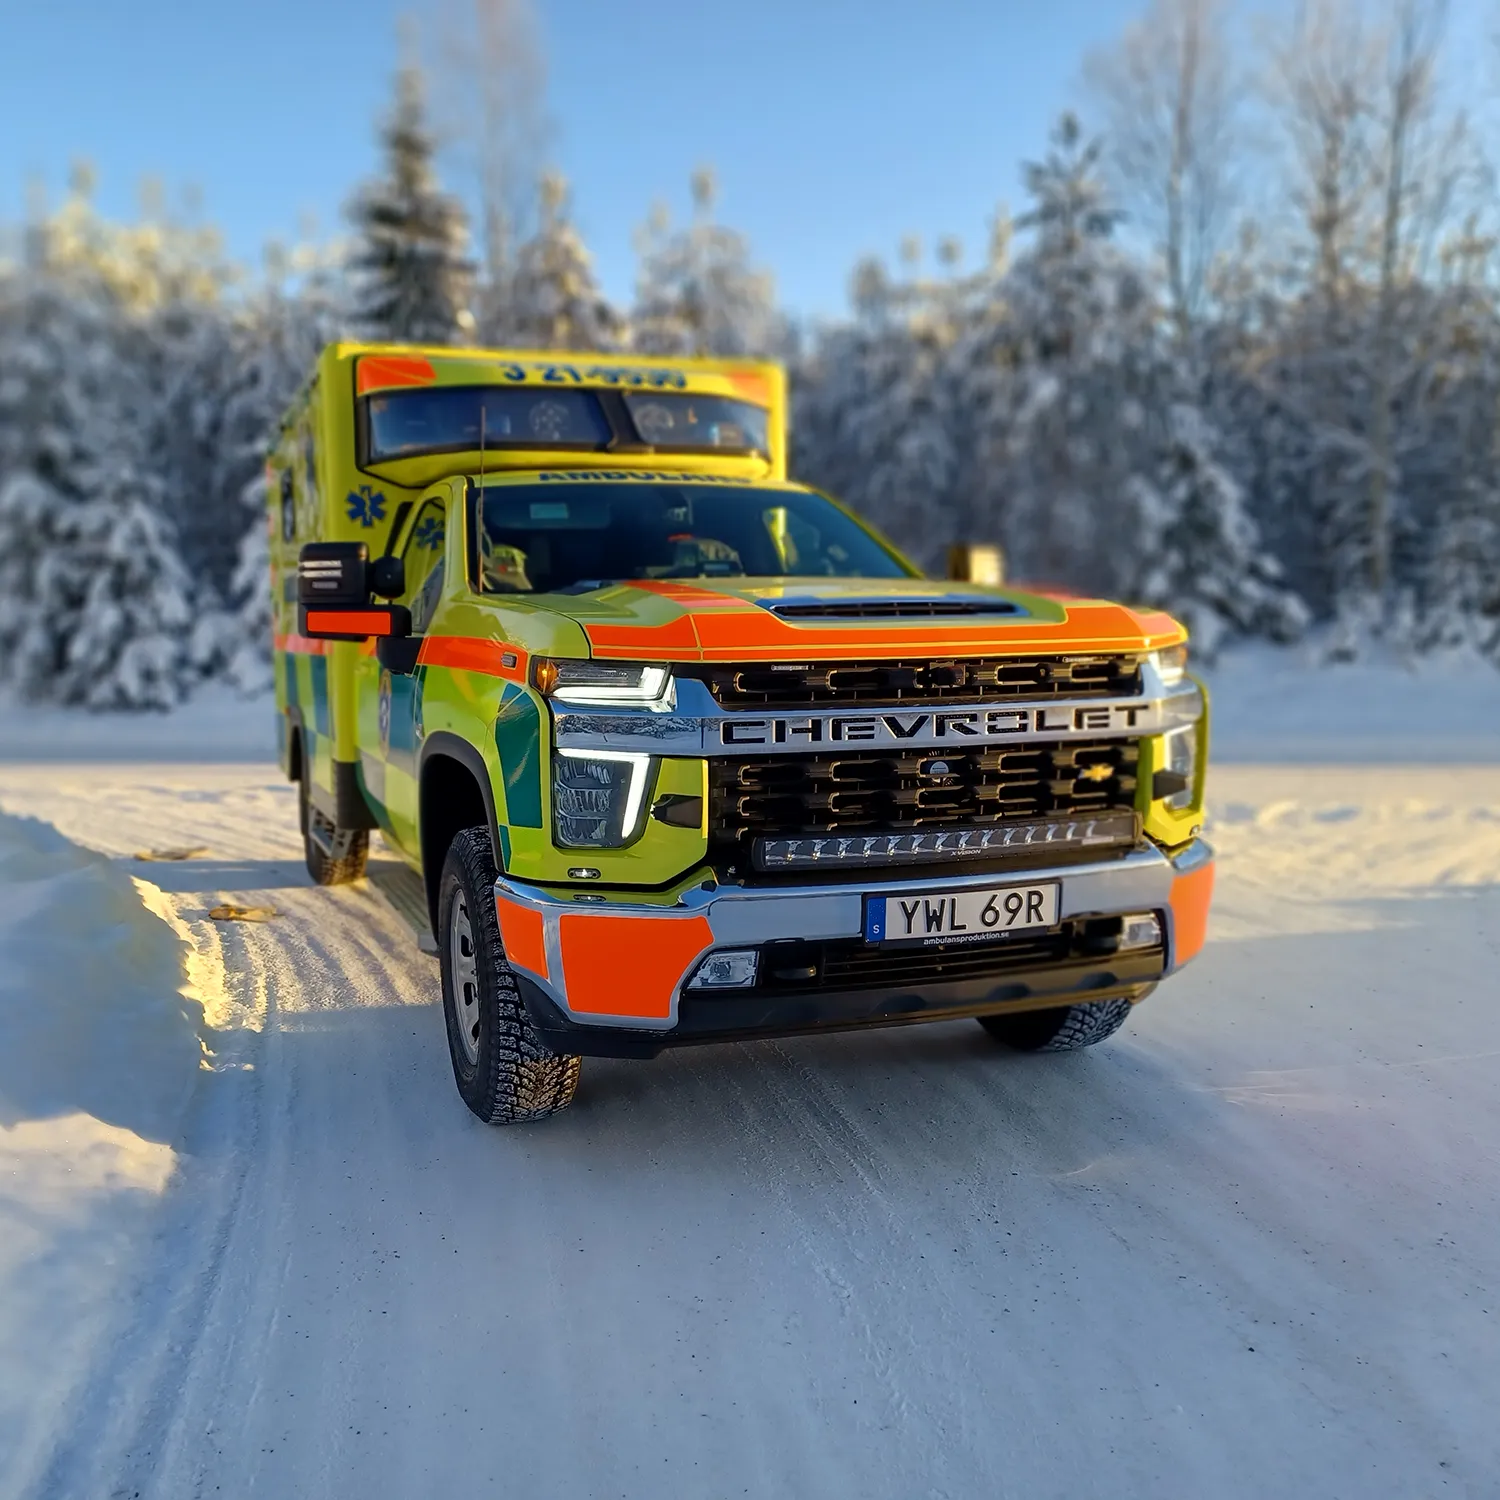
xmin=270 ymin=339 xmax=1215 ymax=1126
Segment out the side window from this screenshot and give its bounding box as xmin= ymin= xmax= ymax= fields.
xmin=280 ymin=469 xmax=295 ymax=541
xmin=402 ymin=499 xmax=448 ymax=635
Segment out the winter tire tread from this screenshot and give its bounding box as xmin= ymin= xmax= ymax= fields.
xmin=978 ymin=996 xmax=1135 ymax=1052
xmin=439 ymin=827 xmax=580 ymax=1125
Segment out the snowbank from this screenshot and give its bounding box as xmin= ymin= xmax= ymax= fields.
xmin=1205 ymin=643 xmax=1500 ymax=762
xmin=0 ymin=812 xmax=204 ymax=1498
xmin=0 ymin=681 xmax=277 ymax=763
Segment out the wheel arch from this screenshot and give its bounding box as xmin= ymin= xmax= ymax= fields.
xmin=418 ymin=732 xmax=504 ymax=936
xmin=285 ymin=707 xmax=305 ymax=782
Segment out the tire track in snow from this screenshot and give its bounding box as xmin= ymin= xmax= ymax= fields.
xmin=5 ymin=764 xmax=1500 ymax=1499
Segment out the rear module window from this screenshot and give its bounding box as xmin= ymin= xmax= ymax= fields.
xmin=621 ymin=394 xmax=769 ymax=457
xmin=362 ymin=386 xmax=771 ymax=462
xmin=366 ymin=387 xmax=612 ymax=461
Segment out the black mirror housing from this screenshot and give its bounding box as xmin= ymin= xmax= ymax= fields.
xmin=298 ymin=542 xmax=370 ymax=607
xmin=368 ymin=555 xmax=406 ymax=599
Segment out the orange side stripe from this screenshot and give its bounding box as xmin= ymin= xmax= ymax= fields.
xmin=1169 ymin=861 xmax=1215 ymax=967
xmin=274 ymin=633 xmax=330 ymax=656
xmin=558 ymin=912 xmax=713 ymax=1020
xmin=356 ymin=354 xmax=437 ymax=395
xmin=417 ymin=636 xmax=529 ymax=682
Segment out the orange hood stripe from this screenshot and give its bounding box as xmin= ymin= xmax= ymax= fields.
xmin=583 ymin=599 xmax=1184 ymax=661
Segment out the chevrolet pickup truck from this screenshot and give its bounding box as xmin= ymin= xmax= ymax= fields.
xmin=270 ymin=343 xmax=1214 ymax=1124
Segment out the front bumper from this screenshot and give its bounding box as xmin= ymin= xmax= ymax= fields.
xmin=493 ymin=838 xmax=1215 ymax=1055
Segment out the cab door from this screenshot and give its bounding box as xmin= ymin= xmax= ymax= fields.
xmin=357 ymin=486 xmax=452 ymax=856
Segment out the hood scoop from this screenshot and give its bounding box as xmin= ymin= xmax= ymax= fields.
xmin=761 ymin=595 xmax=1023 ymax=621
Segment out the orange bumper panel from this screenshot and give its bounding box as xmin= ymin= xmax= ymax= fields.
xmin=1168 ymin=859 xmax=1215 ymax=968
xmin=496 ymin=896 xmax=549 ymax=980
xmin=558 ymin=911 xmax=713 ymax=1020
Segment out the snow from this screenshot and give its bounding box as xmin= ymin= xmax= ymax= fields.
xmin=0 ymin=682 xmax=277 ymax=763
xmin=1207 ymin=642 xmax=1500 ymax=762
xmin=0 ymin=660 xmax=1497 ymax=1497
xmin=0 ymin=811 xmax=208 ymax=1499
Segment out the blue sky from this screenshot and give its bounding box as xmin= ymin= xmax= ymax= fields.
xmin=1 ymin=0 xmax=1495 ymax=319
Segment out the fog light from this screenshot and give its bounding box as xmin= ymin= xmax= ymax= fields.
xmin=1119 ymin=913 xmax=1163 ymax=951
xmin=687 ymin=950 xmax=759 ymax=989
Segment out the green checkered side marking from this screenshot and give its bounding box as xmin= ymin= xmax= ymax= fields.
xmin=493 ymin=683 xmax=543 ymax=829
xmin=309 ymin=655 xmax=330 ymax=736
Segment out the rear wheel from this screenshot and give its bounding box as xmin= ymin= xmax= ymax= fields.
xmin=298 ymin=772 xmax=368 ymax=886
xmin=978 ymin=996 xmax=1136 ymax=1052
xmin=439 ymin=827 xmax=580 ymax=1125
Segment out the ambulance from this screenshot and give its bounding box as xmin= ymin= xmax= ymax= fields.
xmin=269 ymin=343 xmax=1213 ymax=1124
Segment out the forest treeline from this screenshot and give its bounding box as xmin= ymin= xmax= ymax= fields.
xmin=1 ymin=0 xmax=1496 ymax=709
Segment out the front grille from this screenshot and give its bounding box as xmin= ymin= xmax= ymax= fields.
xmin=763 ymin=598 xmax=1021 ymax=620
xmin=709 ymin=738 xmax=1139 ymax=870
xmin=682 ymin=654 xmax=1142 ymax=709
xmin=758 ymin=921 xmax=1162 ymax=993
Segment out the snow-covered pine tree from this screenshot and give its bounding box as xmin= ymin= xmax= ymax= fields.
xmin=0 ymin=269 xmax=194 ymax=708
xmin=1407 ymin=279 xmax=1500 ymax=659
xmin=1130 ymin=401 xmax=1310 ymax=657
xmin=950 ymin=113 xmax=1158 ymax=594
xmin=942 ymin=112 xmax=1302 ymax=654
xmin=347 ymin=63 xmax=476 ymax=345
xmin=792 ymin=257 xmax=962 ymax=571
xmin=633 ymin=167 xmax=783 ymax=358
xmin=502 ymin=172 xmax=625 ymax=351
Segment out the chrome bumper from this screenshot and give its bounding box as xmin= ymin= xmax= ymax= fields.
xmin=494 ymin=838 xmax=1214 ymax=1031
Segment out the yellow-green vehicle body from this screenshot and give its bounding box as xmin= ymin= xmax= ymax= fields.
xmin=268 ymin=343 xmax=1214 ymax=1061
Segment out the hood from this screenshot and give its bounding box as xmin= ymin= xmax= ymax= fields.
xmin=526 ymin=576 xmax=1185 ymax=662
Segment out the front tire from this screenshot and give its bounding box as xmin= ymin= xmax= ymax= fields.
xmin=978 ymin=996 xmax=1135 ymax=1052
xmin=438 ymin=828 xmax=580 ymax=1125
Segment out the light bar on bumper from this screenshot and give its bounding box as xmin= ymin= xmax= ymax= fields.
xmin=755 ymin=811 xmax=1139 ymax=870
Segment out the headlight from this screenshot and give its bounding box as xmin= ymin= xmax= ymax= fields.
xmin=1148 ymin=643 xmax=1188 ymax=687
xmin=533 ymin=657 xmax=674 ymax=707
xmin=553 ymin=750 xmax=653 ymax=847
xmin=1158 ymin=726 xmax=1197 ymax=810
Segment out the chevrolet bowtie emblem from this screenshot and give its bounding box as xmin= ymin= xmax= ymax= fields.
xmin=1079 ymin=763 xmax=1114 ymax=782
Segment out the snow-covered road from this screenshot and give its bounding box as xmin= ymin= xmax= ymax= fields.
xmin=2 ymin=761 xmax=1498 ymax=1500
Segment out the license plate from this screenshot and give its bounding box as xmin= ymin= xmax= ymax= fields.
xmin=864 ymin=882 xmax=1060 ymax=946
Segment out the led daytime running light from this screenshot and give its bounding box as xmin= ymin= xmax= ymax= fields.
xmin=556 ymin=749 xmax=652 ymax=839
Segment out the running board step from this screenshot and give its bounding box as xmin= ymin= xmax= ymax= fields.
xmin=368 ymin=859 xmax=439 ymax=956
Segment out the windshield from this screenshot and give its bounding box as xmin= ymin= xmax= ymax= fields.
xmin=476 ymin=481 xmax=914 ymax=594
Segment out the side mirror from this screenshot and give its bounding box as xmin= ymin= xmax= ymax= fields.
xmin=368 ymin=555 xmax=406 ymax=598
xmin=297 ymin=542 xmax=412 ymax=641
xmin=946 ymin=542 xmax=1005 ymax=586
